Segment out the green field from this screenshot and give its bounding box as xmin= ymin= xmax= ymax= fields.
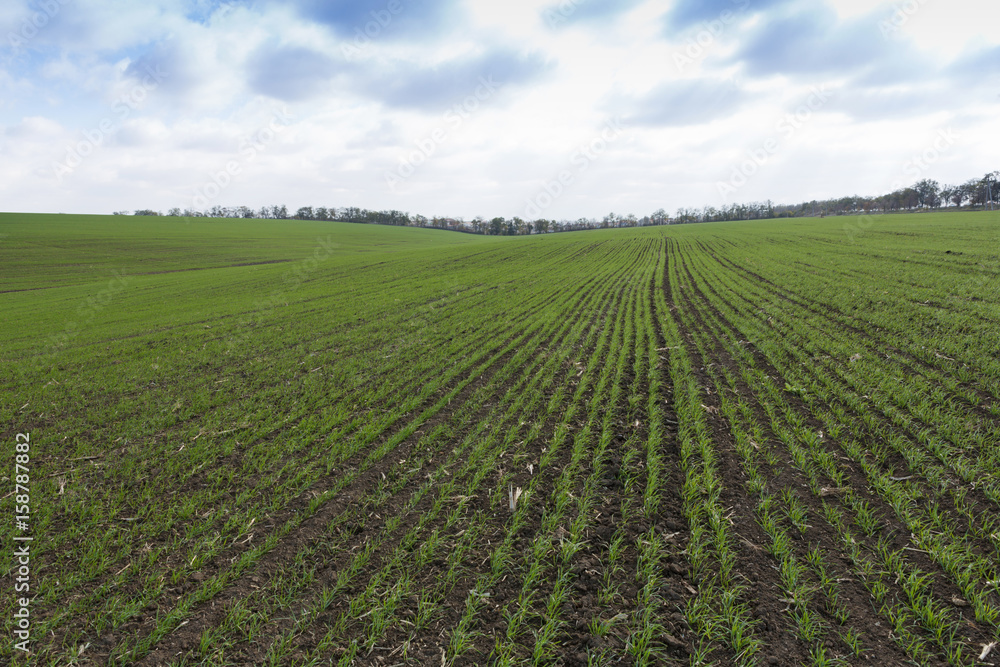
xmin=2 ymin=211 xmax=1000 ymax=665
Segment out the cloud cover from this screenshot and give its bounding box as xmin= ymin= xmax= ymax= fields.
xmin=0 ymin=0 xmax=997 ymax=218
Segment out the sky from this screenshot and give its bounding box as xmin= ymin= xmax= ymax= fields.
xmin=1 ymin=0 xmax=997 ymax=220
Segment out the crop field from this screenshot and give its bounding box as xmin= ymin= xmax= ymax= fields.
xmin=2 ymin=211 xmax=1000 ymax=666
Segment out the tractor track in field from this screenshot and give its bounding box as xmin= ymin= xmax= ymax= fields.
xmin=134 ymin=259 xmax=297 ymax=274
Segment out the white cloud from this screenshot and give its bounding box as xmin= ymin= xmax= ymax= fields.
xmin=0 ymin=0 xmax=996 ymax=218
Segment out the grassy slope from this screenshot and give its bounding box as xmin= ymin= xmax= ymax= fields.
xmin=2 ymin=210 xmax=997 ymax=396
xmin=0 ymin=213 xmax=489 ymax=290
xmin=0 ymin=214 xmax=496 ymax=359
xmin=2 ymin=210 xmax=999 ymax=664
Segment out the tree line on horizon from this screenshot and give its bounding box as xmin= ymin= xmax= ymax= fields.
xmin=121 ymin=171 xmax=998 ymax=234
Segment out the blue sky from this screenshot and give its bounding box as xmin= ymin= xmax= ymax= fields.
xmin=1 ymin=0 xmax=997 ymax=219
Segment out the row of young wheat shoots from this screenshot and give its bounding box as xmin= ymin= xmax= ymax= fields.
xmin=618 ymin=243 xmax=686 ymax=665
xmin=16 ymin=250 xmax=482 ymax=441
xmin=485 ymin=240 xmax=664 ymax=663
xmin=183 ymin=420 xmax=477 ymax=666
xmin=675 ymin=255 xmax=949 ymax=664
xmin=711 ymin=260 xmax=994 ymax=434
xmin=189 ymin=263 xmax=574 ymax=459
xmin=276 ymin=245 xmax=646 ymax=666
xmin=706 ymin=234 xmax=975 ymax=359
xmin=680 ymin=248 xmax=976 ymax=552
xmin=584 ymin=238 xmax=680 ymax=666
xmin=701 ymin=244 xmax=1000 ymax=530
xmin=674 ymin=302 xmax=838 ymax=655
xmin=23 ymin=253 xmax=596 ymax=604
xmin=486 ymin=244 xmax=652 ymax=665
xmin=29 ymin=252 xmax=616 ymax=667
xmin=706 ymin=347 xmax=866 ymax=662
xmin=283 ymin=246 xmax=645 ymax=665
xmin=675 ymin=245 xmax=885 ymax=606
xmin=8 ymin=239 xmax=547 ymax=405
xmin=642 ymin=243 xmax=671 ymax=520
xmin=670 ymin=245 xmax=908 ymax=663
xmin=709 ymin=248 xmax=1000 ymax=429
xmin=730 ymin=330 xmax=1000 ymax=641
xmin=118 ymin=322 xmax=580 ymax=664
xmin=714 ymin=241 xmax=1000 ymax=407
xmin=655 ymin=236 xmax=762 ymax=665
xmin=490 ymin=328 xmax=625 ymax=664
xmin=12 ymin=274 xmax=513 ymax=582
xmin=12 ymin=273 xmax=578 ymax=661
xmin=825 ymin=494 xmax=970 ymax=663
xmin=37 ymin=246 xmax=543 ymax=455
xmin=675 ymin=244 xmax=996 ymax=663
xmin=11 ymin=253 xmax=600 ymax=664
xmin=669 ymin=241 xmax=849 ymax=664
xmin=542 ymin=256 xmax=648 ymax=665
xmin=275 ymin=393 xmax=537 ymax=665
xmin=20 ymin=244 xmax=577 ymax=528
xmin=138 ymin=241 xmax=643 ymax=666
xmin=692 ymin=240 xmax=1000 ymax=505
xmin=106 ymin=249 xmax=636 ymax=665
